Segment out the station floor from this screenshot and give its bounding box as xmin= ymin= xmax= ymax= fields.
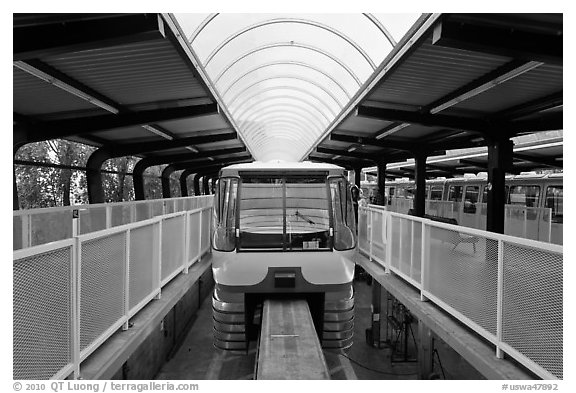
xmin=155 ymin=275 xmax=482 ymax=380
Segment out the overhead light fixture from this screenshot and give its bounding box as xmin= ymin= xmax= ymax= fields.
xmin=333 ymin=155 xmax=342 ymax=160
xmin=186 ymin=146 xmax=199 ymax=153
xmin=347 ymin=146 xmax=358 ymax=152
xmin=14 ymin=61 xmax=120 ymax=114
xmin=141 ymin=125 xmax=174 ymax=140
xmin=376 ymin=123 xmax=410 ymax=140
xmin=208 ymin=157 xmax=215 ymax=161
xmin=430 ymin=61 xmax=544 ymax=114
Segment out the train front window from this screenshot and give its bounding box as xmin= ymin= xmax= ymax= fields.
xmin=238 ymin=175 xmax=330 ymax=251
xmin=329 ymin=177 xmax=356 ymax=250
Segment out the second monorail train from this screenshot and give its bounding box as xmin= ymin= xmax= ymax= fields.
xmin=361 ymin=172 xmax=563 ymax=244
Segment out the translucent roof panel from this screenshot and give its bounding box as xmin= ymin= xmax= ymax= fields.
xmin=176 ymin=13 xmax=420 ymax=162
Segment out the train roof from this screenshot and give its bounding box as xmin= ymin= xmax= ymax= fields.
xmin=220 ymin=161 xmax=345 ymax=175
xmin=381 ymin=172 xmax=563 ymax=185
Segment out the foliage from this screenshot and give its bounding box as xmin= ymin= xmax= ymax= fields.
xmin=15 ymin=140 xmax=164 ymax=209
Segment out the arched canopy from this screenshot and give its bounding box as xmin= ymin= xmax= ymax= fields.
xmin=176 ymin=13 xmax=418 ymax=161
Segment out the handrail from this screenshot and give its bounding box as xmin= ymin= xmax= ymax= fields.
xmin=13 ymin=203 xmax=214 ymax=379
xmin=357 ymin=206 xmax=562 ymax=379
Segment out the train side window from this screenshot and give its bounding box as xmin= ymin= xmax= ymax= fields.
xmin=463 ymin=186 xmax=479 ymax=214
xmin=448 ymin=185 xmax=463 ymax=203
xmin=405 ymin=186 xmax=415 ymax=199
xmin=545 ymin=186 xmax=563 ymax=223
xmin=482 ymin=185 xmax=510 ymax=203
xmin=508 ymin=185 xmax=540 ymax=207
xmin=430 ymin=186 xmax=443 ymax=201
xmin=388 ymin=187 xmax=395 ymax=205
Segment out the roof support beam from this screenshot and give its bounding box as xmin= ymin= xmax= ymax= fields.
xmin=432 ymin=16 xmax=562 ymax=65
xmin=316 ymin=146 xmax=379 ymax=162
xmin=426 ymin=59 xmax=543 ymax=115
xmin=513 ymin=152 xmax=563 ymax=169
xmin=459 ymin=159 xmax=488 ymax=169
xmin=494 ymin=91 xmax=563 ymax=120
xmin=21 ymin=103 xmax=219 ymax=142
xmin=355 ymin=105 xmax=492 ymax=134
xmin=14 ymin=13 xmax=165 ymax=61
xmin=330 ymin=132 xmax=413 ymax=151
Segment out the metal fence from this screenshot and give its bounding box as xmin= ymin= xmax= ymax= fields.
xmin=13 ymin=196 xmax=213 ymax=250
xmin=13 ymin=203 xmax=213 ymax=380
xmin=358 ymin=205 xmax=563 ymax=380
xmin=387 ymin=198 xmax=556 ymax=244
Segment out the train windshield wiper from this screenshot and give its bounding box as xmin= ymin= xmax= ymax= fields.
xmin=294 ymin=210 xmax=316 ymax=225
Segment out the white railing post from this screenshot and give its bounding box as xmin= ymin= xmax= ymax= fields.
xmin=183 ymin=213 xmax=190 ymax=274
xmin=410 ymin=220 xmax=415 ymax=278
xmin=26 ymin=213 xmax=32 ymax=248
xmin=398 ymin=217 xmax=404 ymax=266
xmin=105 ymin=205 xmax=112 ymax=229
xmin=496 ymin=239 xmax=504 ymax=359
xmin=123 ymin=229 xmax=131 ymax=330
xmin=420 ymin=221 xmax=430 ymax=301
xmin=385 ymin=212 xmax=392 ymax=274
xmin=523 ymin=208 xmax=528 ymax=238
xmin=155 ymin=219 xmax=162 ymax=300
xmin=368 ymin=208 xmax=373 ymax=261
xmin=71 ymin=209 xmax=81 ymax=379
xmin=198 ymin=209 xmax=203 ymax=260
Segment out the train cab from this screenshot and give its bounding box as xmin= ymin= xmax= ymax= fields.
xmin=211 ymin=161 xmax=356 ymax=351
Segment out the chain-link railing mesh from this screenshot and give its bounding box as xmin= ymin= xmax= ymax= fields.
xmin=428 ymin=227 xmax=498 ymax=335
xmin=370 ymin=211 xmax=386 ymax=263
xmin=502 ymin=243 xmax=563 ymax=379
xmin=135 ymin=203 xmax=151 ymax=222
xmin=161 ymin=216 xmax=185 ymax=282
xmin=129 ymin=224 xmax=157 ymax=312
xmin=111 ymin=205 xmax=132 ymax=227
xmin=201 ymin=209 xmax=211 ymax=252
xmin=14 ymin=246 xmax=72 ymax=379
xmin=79 ymin=207 xmax=107 ymax=235
xmin=80 ymin=232 xmax=126 ymax=353
xmin=151 ymin=201 xmax=164 ymax=218
xmin=410 ymin=221 xmax=422 ymax=283
xmin=31 ymin=211 xmax=72 ymax=247
xmin=188 ymin=212 xmax=201 ymax=263
xmin=13 ymin=215 xmax=23 ymax=250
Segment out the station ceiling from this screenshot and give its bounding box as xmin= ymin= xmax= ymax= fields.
xmin=13 ymin=13 xmax=254 ymax=171
xmin=305 ymin=13 xmax=563 ymax=172
xmin=13 ymin=13 xmax=562 ymax=174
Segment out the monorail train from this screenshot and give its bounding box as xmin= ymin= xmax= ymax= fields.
xmin=211 ymin=162 xmax=356 ymax=350
xmin=361 ymin=172 xmax=563 ymax=244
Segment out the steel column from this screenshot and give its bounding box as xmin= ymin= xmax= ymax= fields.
xmin=413 ymin=152 xmax=427 ymax=217
xmin=193 ymin=173 xmax=202 ymax=196
xmin=376 ymin=162 xmax=386 ymax=206
xmin=486 ymin=137 xmax=513 ymax=233
xmin=86 ymin=149 xmax=112 ymax=204
xmin=180 ymin=169 xmax=194 ymax=197
xmin=132 ymin=160 xmax=148 ymax=201
xmin=161 ymin=165 xmax=176 ymax=199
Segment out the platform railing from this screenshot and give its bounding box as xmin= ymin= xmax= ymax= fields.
xmin=13 ymin=203 xmax=213 ymax=380
xmin=387 ymin=198 xmax=555 ymax=244
xmin=13 ymin=195 xmax=213 ymax=250
xmin=358 ymin=205 xmax=562 ymax=380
